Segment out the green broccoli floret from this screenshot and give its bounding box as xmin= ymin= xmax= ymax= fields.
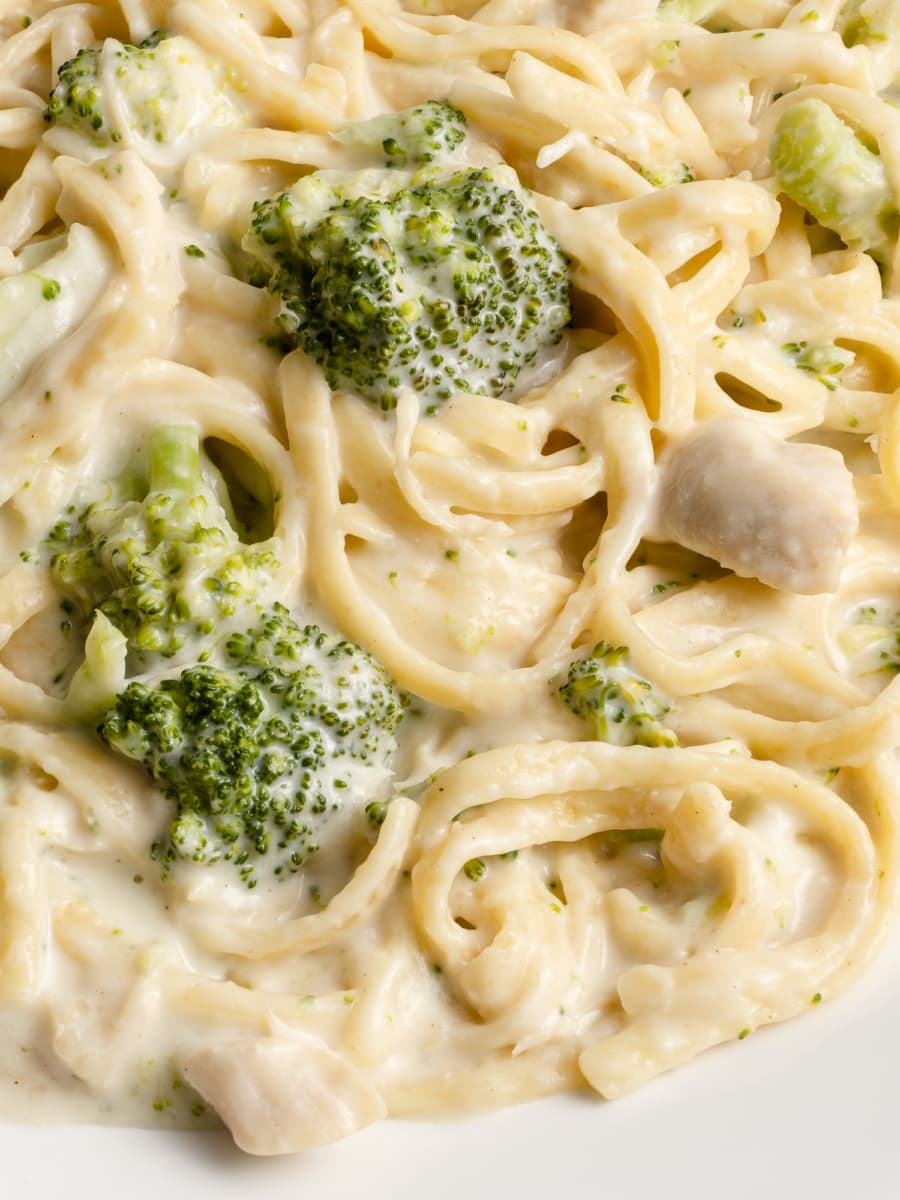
xmin=242 ymin=159 xmax=571 ymax=411
xmin=771 ymin=99 xmax=899 ymax=265
xmin=99 ymin=604 xmax=404 ymax=885
xmin=47 ymin=425 xmax=278 ymax=669
xmin=44 ymin=31 xmax=243 ymax=154
xmin=556 ymin=642 xmax=677 ymax=748
xmin=333 ymin=100 xmax=468 ymax=168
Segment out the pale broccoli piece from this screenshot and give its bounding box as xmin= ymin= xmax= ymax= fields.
xmin=781 ymin=340 xmax=855 ymax=390
xmin=66 ymin=611 xmax=128 ymax=724
xmin=838 ymin=0 xmax=900 ymax=47
xmin=100 ymin=604 xmax=404 ymax=885
xmin=771 ymin=98 xmax=899 ymax=265
xmin=0 ymin=224 xmax=111 ymax=402
xmin=556 ymin=642 xmax=677 ymax=748
xmin=44 ymin=31 xmax=243 ymax=157
xmin=332 ymin=100 xmax=468 ymax=168
xmin=242 ymin=159 xmax=571 ymax=411
xmin=47 ymin=425 xmax=278 ymax=670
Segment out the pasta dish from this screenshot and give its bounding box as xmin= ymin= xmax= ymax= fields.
xmin=1 ymin=0 xmax=900 ymax=1157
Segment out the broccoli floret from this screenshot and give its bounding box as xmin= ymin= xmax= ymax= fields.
xmin=556 ymin=642 xmax=677 ymax=748
xmin=333 ymin=100 xmax=468 ymax=168
xmin=44 ymin=31 xmax=243 ymax=155
xmin=242 ymin=160 xmax=571 ymax=411
xmin=771 ymin=99 xmax=899 ymax=265
xmin=100 ymin=604 xmax=404 ymax=885
xmin=46 ymin=425 xmax=405 ymax=885
xmin=0 ymin=224 xmax=111 ymax=403
xmin=47 ymin=425 xmax=278 ymax=669
xmin=781 ymin=340 xmax=855 ymax=390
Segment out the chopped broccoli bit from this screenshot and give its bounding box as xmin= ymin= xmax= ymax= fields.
xmin=241 ymin=159 xmax=571 ymax=411
xmin=771 ymin=99 xmax=899 ymax=265
xmin=47 ymin=425 xmax=279 ymax=670
xmin=781 ymin=340 xmax=855 ymax=389
xmin=100 ymin=604 xmax=403 ymax=885
xmin=333 ymin=100 xmax=468 ymax=168
xmin=45 ymin=32 xmax=243 ymax=154
xmin=838 ymin=0 xmax=899 ymax=46
xmin=556 ymin=642 xmax=677 ymax=748
xmin=463 ymin=857 xmax=486 ymax=881
xmin=641 ymin=162 xmax=695 ymax=188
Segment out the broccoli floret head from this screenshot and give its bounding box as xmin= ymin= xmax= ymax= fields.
xmin=242 ymin=161 xmax=571 ymax=411
xmin=556 ymin=642 xmax=677 ymax=748
xmin=47 ymin=425 xmax=278 ymax=669
xmin=100 ymin=604 xmax=404 ymax=885
xmin=333 ymin=100 xmax=468 ymax=168
xmin=44 ymin=44 xmax=107 ymax=138
xmin=771 ymin=98 xmax=899 ymax=265
xmin=44 ymin=32 xmax=243 ymax=155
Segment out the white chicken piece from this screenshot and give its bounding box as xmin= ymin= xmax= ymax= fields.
xmin=656 ymin=417 xmax=858 ymax=594
xmin=182 ymin=1034 xmax=387 ymax=1155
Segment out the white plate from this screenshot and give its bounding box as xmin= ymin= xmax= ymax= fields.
xmin=6 ymin=914 xmax=900 ymax=1200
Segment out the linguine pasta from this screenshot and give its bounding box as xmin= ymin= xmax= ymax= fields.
xmin=1 ymin=0 xmax=900 ymax=1156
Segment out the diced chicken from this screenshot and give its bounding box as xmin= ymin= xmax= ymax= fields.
xmin=657 ymin=418 xmax=858 ymax=594
xmin=181 ymin=1034 xmax=387 ymax=1155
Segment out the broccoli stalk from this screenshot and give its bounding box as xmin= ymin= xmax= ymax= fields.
xmin=241 ymin=115 xmax=571 ymax=411
xmin=771 ymin=99 xmax=899 ymax=265
xmin=66 ymin=612 xmax=128 ymax=724
xmin=556 ymin=642 xmax=677 ymax=748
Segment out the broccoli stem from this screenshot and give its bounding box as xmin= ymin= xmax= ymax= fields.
xmin=771 ymin=99 xmax=899 ymax=264
xmin=148 ymin=424 xmax=204 ymax=496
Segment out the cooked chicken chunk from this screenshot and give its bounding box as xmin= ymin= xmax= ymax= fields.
xmin=657 ymin=418 xmax=858 ymax=594
xmin=182 ymin=1034 xmax=387 ymax=1155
